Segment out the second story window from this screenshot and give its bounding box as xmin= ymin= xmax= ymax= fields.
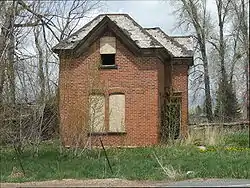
xmin=100 ymin=37 xmax=117 ymax=68
xmin=101 ymin=54 xmax=115 ymax=65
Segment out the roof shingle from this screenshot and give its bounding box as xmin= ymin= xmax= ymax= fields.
xmin=53 ymin=14 xmax=194 ymax=58
xmin=145 ymin=27 xmax=193 ymax=57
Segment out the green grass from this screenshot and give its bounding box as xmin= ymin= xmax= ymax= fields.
xmin=223 ymin=131 xmax=249 ymax=147
xmin=1 ymin=131 xmax=249 ymax=183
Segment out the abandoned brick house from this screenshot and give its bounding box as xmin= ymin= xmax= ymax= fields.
xmin=52 ymin=14 xmax=193 ymax=147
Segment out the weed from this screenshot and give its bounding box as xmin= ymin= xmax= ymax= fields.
xmin=0 ymin=129 xmax=249 ymax=182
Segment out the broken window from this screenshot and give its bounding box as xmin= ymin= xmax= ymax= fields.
xmin=101 ymin=54 xmax=115 ymax=65
xmin=109 ymin=94 xmax=125 ymax=132
xmin=100 ymin=37 xmax=116 ymax=67
xmin=89 ymin=94 xmax=105 ymax=132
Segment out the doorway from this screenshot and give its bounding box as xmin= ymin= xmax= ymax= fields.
xmin=161 ymin=94 xmax=181 ymax=142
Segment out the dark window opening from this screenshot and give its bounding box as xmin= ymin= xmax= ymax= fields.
xmin=101 ymin=54 xmax=115 ymax=66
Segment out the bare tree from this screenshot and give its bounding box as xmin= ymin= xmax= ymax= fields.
xmin=171 ymin=0 xmax=213 ymax=122
xmin=34 ymin=27 xmax=45 ymax=104
xmin=0 ymin=1 xmax=18 ymax=105
xmin=0 ymin=0 xmax=103 ymax=155
xmin=215 ymin=0 xmax=231 ymax=81
xmin=207 ymin=0 xmax=243 ymax=122
xmin=230 ymin=0 xmax=249 ymax=118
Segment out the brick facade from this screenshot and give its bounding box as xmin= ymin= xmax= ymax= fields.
xmin=58 ymin=30 xmax=189 ymax=147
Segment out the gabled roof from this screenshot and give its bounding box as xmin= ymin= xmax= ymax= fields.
xmin=171 ymin=36 xmax=194 ymax=53
xmin=53 ymin=14 xmax=194 ymax=58
xmin=145 ymin=27 xmax=193 ymax=57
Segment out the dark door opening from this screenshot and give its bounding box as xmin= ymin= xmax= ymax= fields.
xmin=161 ymin=96 xmax=181 ymax=143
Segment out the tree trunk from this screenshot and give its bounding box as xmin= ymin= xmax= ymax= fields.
xmin=178 ymin=0 xmax=214 ymax=122
xmin=2 ymin=1 xmax=16 ymax=105
xmin=202 ymin=47 xmax=213 ymax=122
xmin=45 ymin=48 xmax=51 ymax=99
xmin=0 ymin=35 xmax=6 ymax=105
xmin=34 ymin=27 xmax=45 ymax=104
xmin=216 ymin=0 xmax=227 ymax=82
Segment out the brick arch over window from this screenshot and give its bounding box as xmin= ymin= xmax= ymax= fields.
xmin=108 ymin=88 xmax=126 ymax=95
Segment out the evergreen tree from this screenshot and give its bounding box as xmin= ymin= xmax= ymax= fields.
xmin=214 ymin=78 xmax=240 ymax=122
xmin=195 ymin=105 xmax=202 ymax=115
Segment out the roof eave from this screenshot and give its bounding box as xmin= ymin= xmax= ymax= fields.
xmin=173 ymin=56 xmax=194 ymax=66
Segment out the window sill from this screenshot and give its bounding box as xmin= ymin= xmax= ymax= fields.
xmin=87 ymin=132 xmax=126 ymax=136
xmin=99 ymin=65 xmax=118 ymax=69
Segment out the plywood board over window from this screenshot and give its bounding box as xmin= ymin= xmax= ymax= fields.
xmin=89 ymin=95 xmax=105 ymax=132
xmin=109 ymin=94 xmax=125 ymax=132
xmin=100 ymin=37 xmax=116 ymax=54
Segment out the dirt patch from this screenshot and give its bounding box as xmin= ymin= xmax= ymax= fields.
xmin=1 ymin=178 xmax=171 ymax=187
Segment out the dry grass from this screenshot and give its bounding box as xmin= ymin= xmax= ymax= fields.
xmin=169 ymin=125 xmax=248 ymax=149
xmin=153 ymin=152 xmax=186 ymax=181
xmin=184 ymin=126 xmax=241 ymax=146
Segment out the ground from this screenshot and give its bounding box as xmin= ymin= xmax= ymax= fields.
xmin=1 ymin=178 xmax=250 ymax=187
xmin=1 ymin=178 xmax=165 ymax=187
xmin=1 ymin=130 xmax=249 ymax=186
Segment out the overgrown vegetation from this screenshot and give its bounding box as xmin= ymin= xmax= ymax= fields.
xmin=187 ymin=126 xmax=248 ymax=146
xmin=1 ymin=128 xmax=249 ymax=183
xmin=160 ymin=91 xmax=182 ymax=143
xmin=0 ymin=0 xmax=103 ymax=160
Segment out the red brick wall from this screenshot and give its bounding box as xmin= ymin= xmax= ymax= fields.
xmin=58 ymin=32 xmax=164 ymax=147
xmin=58 ymin=29 xmax=190 ymax=147
xmin=171 ymin=61 xmax=189 ymax=137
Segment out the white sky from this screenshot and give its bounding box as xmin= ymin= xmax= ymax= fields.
xmin=76 ymin=0 xmax=217 ymax=36
xmin=78 ymin=0 xmax=190 ymax=36
xmin=104 ymin=0 xmax=182 ymax=35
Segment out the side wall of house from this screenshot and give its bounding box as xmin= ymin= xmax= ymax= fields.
xmin=171 ymin=61 xmax=189 ymax=137
xmin=58 ymin=31 xmax=163 ymax=147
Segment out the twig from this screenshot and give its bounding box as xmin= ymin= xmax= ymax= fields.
xmin=152 ymin=152 xmax=168 ymax=175
xmin=13 ymin=144 xmax=26 ymax=176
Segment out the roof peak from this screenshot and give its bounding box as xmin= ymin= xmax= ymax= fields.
xmin=52 ymin=13 xmax=194 ymax=58
xmin=99 ymin=13 xmax=129 ymax=16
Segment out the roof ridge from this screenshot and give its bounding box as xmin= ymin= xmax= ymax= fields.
xmin=122 ymin=14 xmax=163 ymax=48
xmin=99 ymin=13 xmax=129 ymax=16
xmin=150 ymin=27 xmax=171 ymax=38
xmin=53 ymin=13 xmax=193 ymax=54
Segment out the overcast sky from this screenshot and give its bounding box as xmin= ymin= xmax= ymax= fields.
xmin=104 ymin=1 xmax=183 ymax=35
xmin=80 ymin=0 xmax=191 ymax=36
xmin=80 ymin=0 xmax=218 ymax=36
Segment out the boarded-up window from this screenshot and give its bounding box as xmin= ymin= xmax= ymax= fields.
xmin=89 ymin=95 xmax=105 ymax=132
xmin=109 ymin=94 xmax=125 ymax=132
xmin=100 ymin=37 xmax=116 ymax=54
